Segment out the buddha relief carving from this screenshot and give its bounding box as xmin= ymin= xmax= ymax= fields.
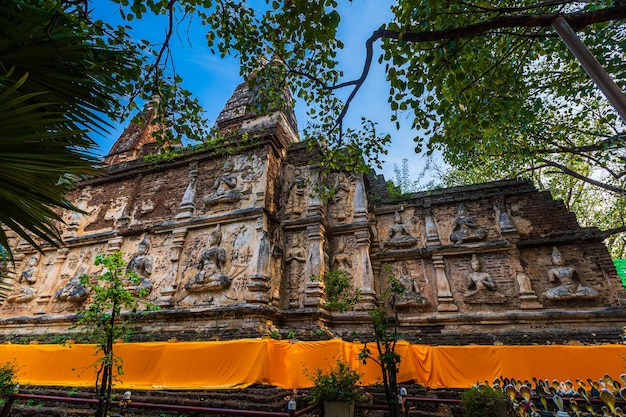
xmin=464 ymin=254 xmax=506 ymax=304
xmin=450 ymin=203 xmax=487 ymax=244
xmin=53 ymin=268 xmax=89 ymax=307
xmin=285 ymin=169 xmax=307 ymax=219
xmin=329 ymin=173 xmax=351 ymax=223
xmin=20 ymin=254 xmax=40 ymax=285
xmin=184 ymin=225 xmax=232 ymax=292
xmin=6 ymin=285 xmax=35 ymax=304
xmin=125 ymin=237 xmax=154 ymax=297
xmin=385 ymin=212 xmax=417 ymax=249
xmin=285 ymin=234 xmax=306 ymax=308
xmin=332 ymin=236 xmax=352 ymax=271
xmin=496 ymin=201 xmax=516 ymax=234
xmin=396 ymin=263 xmax=429 ymax=310
xmin=204 ymin=161 xmax=241 ymax=208
xmin=543 ymin=247 xmax=599 ymax=301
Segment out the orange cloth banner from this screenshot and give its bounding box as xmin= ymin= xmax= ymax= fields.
xmin=1 ymin=340 xmax=624 ymax=390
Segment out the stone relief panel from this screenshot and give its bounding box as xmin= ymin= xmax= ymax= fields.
xmin=327 ymin=173 xmax=355 ymax=226
xmin=48 ymin=247 xmax=96 ymax=313
xmin=330 ymin=235 xmax=356 ymax=273
xmin=394 ymin=261 xmax=430 ymax=311
xmin=519 ymin=246 xmax=608 ymax=306
xmin=268 ymin=230 xmax=284 ymax=306
xmin=1 ymin=253 xmax=41 ymax=312
xmin=377 ymin=260 xmax=433 ymax=313
xmin=464 ymin=254 xmax=506 ymax=304
xmin=384 ymin=211 xmax=418 ymax=249
xmin=282 ymin=166 xmax=310 ymax=220
xmin=283 ymin=231 xmax=308 ymax=309
xmin=507 ymin=199 xmax=533 ymax=237
xmin=447 ymin=252 xmax=515 ymax=310
xmin=376 ymin=210 xmax=421 ymax=250
xmin=176 ymin=223 xmax=252 ymax=308
xmin=449 ymin=203 xmax=488 ymax=245
xmin=201 ymin=154 xmax=266 ymax=214
xmin=124 ymin=237 xmax=154 ymax=297
xmin=130 ymin=171 xmax=180 ymax=223
xmin=81 ymin=182 xmax=134 ymax=233
xmin=542 ymin=247 xmax=599 ymax=302
xmin=494 ymin=200 xmax=517 ymax=235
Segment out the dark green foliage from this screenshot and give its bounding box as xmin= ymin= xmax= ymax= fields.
xmin=0 ymin=362 xmax=16 ymax=397
xmin=461 ymin=385 xmax=507 ymax=417
xmin=0 ymin=0 xmax=124 ymax=255
xmin=309 ymin=359 xmax=363 ymax=403
xmin=315 ymin=270 xmax=361 ymax=312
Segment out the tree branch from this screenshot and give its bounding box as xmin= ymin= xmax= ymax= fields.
xmin=538 ymin=158 xmax=626 ymax=195
xmin=598 ymin=225 xmax=626 ymax=239
xmin=376 ymin=6 xmax=626 ymax=42
xmin=323 ymin=5 xmax=625 ymax=143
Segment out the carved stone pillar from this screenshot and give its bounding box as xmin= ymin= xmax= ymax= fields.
xmin=303 ymin=224 xmax=325 ymax=308
xmin=35 ymin=249 xmax=68 ymax=314
xmin=169 ymin=228 xmax=187 ymax=262
xmin=107 ymin=236 xmax=124 ymax=254
xmin=155 ymin=228 xmax=188 ymax=308
xmin=246 ymin=229 xmax=272 ymax=304
xmin=175 ymin=163 xmax=198 ymax=220
xmin=432 ymin=255 xmax=458 ymax=312
xmin=354 ymin=230 xmax=377 ymax=310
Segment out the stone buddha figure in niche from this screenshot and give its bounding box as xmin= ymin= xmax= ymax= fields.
xmin=449 ymin=203 xmax=487 ymax=244
xmin=285 ymin=234 xmax=306 ymax=308
xmin=125 ymin=237 xmax=154 ymax=296
xmin=396 ymin=263 xmax=429 ymax=309
xmin=332 ymin=236 xmax=352 ymax=271
xmin=465 ymin=254 xmax=505 ymax=304
xmin=185 ymin=225 xmax=232 ymax=292
xmin=20 ymin=254 xmax=39 ymax=284
xmin=543 ymin=247 xmax=599 ymax=301
xmin=204 ymin=161 xmax=241 ymax=207
xmin=6 ymin=254 xmax=40 ymax=304
xmin=285 ymin=169 xmax=307 ymax=219
xmin=54 ymin=268 xmax=89 ymax=304
xmin=329 ymin=173 xmax=351 ymax=223
xmin=6 ymin=286 xmax=35 ymax=304
xmin=384 ymin=212 xmax=417 ymax=249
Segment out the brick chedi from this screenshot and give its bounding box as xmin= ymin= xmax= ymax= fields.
xmin=0 ymin=79 xmax=624 ymax=346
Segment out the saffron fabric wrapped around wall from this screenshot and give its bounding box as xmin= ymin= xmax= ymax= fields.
xmin=0 ymin=340 xmax=623 ymax=389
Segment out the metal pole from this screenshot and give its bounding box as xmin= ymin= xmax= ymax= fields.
xmin=552 ymin=16 xmax=626 ymax=122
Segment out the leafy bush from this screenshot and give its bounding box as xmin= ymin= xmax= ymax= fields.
xmin=315 ymin=270 xmax=360 ymax=312
xmin=0 ymin=362 xmax=17 ymax=397
xmin=309 ymin=360 xmax=363 ymax=403
xmin=461 ymin=385 xmax=507 ymax=417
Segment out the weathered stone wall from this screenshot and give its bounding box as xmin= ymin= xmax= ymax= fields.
xmin=1 ymin=80 xmax=624 ymax=346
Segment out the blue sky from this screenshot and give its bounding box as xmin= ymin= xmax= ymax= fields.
xmin=92 ymin=1 xmax=437 ymax=183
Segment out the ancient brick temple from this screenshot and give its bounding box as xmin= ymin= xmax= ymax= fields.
xmin=1 ymin=81 xmax=624 ymax=345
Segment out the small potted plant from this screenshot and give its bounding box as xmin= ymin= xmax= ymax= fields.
xmin=309 ymin=359 xmax=363 ymax=417
xmin=461 ymin=385 xmax=508 ymax=417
